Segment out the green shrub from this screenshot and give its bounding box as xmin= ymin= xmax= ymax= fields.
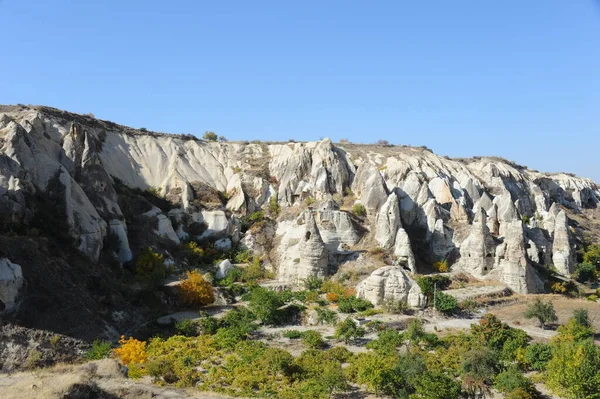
xmin=525 ymin=343 xmax=552 ymax=371
xmin=574 ymin=262 xmax=597 ymax=283
xmin=301 ymin=330 xmax=326 ymax=349
xmin=434 ymin=292 xmax=458 ymax=314
xmin=337 ymin=296 xmax=373 ymax=313
xmin=335 ymin=318 xmax=366 ymax=344
xmin=416 ymin=275 xmax=451 ymax=299
xmin=282 ymin=330 xmax=303 ymax=339
xmin=351 ymin=203 xmax=366 ymax=217
xmin=174 ymin=319 xmax=198 ymax=337
xmin=315 ymin=307 xmax=338 ymax=325
xmin=383 ymin=299 xmax=409 ymax=314
xmin=135 ymin=247 xmax=166 ymax=285
xmin=494 ymin=366 xmax=533 ymax=393
xmin=303 ymin=275 xmax=324 ymax=291
xmin=85 ymin=340 xmax=112 ymax=360
xmin=365 ymin=328 xmax=404 ymax=353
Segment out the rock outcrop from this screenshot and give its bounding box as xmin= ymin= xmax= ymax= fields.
xmin=375 ymin=194 xmax=416 ymax=272
xmin=356 ymin=266 xmax=425 ymax=308
xmin=552 ymin=210 xmax=575 ymax=275
xmin=1 ymin=105 xmax=599 ymax=299
xmin=0 ymin=259 xmax=23 ymax=312
xmin=277 ymin=212 xmax=329 ymax=283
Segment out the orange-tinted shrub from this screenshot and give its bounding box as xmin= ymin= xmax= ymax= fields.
xmin=178 ymin=270 xmax=215 ymax=306
xmin=326 ymin=292 xmax=340 ymax=303
xmin=114 ymin=336 xmax=147 ymax=365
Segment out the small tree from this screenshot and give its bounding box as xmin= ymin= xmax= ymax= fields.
xmin=524 ymin=298 xmax=557 ymax=329
xmin=203 ymin=131 xmax=218 ymax=141
xmin=335 ymin=318 xmax=366 ymax=344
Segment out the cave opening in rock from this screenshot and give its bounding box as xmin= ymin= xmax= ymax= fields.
xmin=305 ymin=231 xmax=311 ymax=240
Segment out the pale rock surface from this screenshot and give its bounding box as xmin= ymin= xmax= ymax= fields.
xmin=277 ymin=212 xmax=328 ymax=284
xmin=216 ymin=260 xmax=233 ymax=280
xmin=143 ymin=207 xmax=180 ymax=244
xmin=351 ymin=163 xmax=388 ymax=212
xmin=456 ymin=208 xmax=496 ymax=277
xmin=552 ymin=210 xmax=574 ymax=275
xmin=356 ymin=266 xmax=425 ymax=308
xmin=492 ymin=221 xmax=544 ymax=294
xmin=0 ymin=259 xmax=23 ymax=311
xmin=108 ymin=219 xmax=133 ymax=263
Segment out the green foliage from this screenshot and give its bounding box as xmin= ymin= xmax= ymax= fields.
xmin=245 ymin=286 xmax=304 ymax=326
xmin=582 ymin=244 xmax=600 ymax=266
xmin=525 ymin=343 xmax=552 ymax=371
xmin=351 ymin=203 xmax=366 ymax=217
xmin=433 ymin=292 xmax=457 ymax=314
xmin=301 ymin=330 xmax=325 ymax=349
xmin=573 ymin=308 xmax=592 ymax=328
xmin=135 ymin=247 xmax=166 ymax=285
xmin=268 ymin=195 xmax=281 ymax=217
xmin=461 ymin=348 xmax=500 ymax=397
xmin=347 ymin=352 xmax=402 ymax=396
xmin=546 ymin=339 xmax=600 ymax=399
xmin=411 ymin=371 xmax=461 ymax=399
xmin=524 ymin=298 xmax=558 ymax=329
xmin=203 ymin=131 xmax=218 ymax=141
xmin=174 ymin=319 xmax=198 ymax=337
xmin=404 ymin=318 xmax=438 ymax=348
xmin=365 ymin=328 xmax=404 ymax=353
xmin=315 ymin=307 xmax=338 ymax=325
xmin=521 ymin=214 xmax=530 ymax=225
xmin=303 ymin=276 xmax=324 ymax=291
xmin=383 ymin=299 xmax=410 ymax=314
xmin=337 ymin=296 xmax=373 ymax=313
xmin=249 ymin=211 xmax=264 ymax=222
xmin=335 ymin=318 xmax=366 ymax=344
xmin=282 ymin=330 xmax=303 ymax=339
xmin=494 ymin=366 xmax=533 ymax=394
xmin=471 ymin=314 xmax=529 ymax=355
xmin=575 ymin=262 xmax=597 ymax=283
xmin=85 ymin=340 xmax=112 ymax=360
xmin=416 ymin=275 xmax=451 ymax=299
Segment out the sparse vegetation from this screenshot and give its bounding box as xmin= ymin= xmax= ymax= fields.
xmin=203 ymin=131 xmax=218 ymax=141
xmin=85 ymin=340 xmax=112 ymax=360
xmin=351 ymin=203 xmax=366 ymax=217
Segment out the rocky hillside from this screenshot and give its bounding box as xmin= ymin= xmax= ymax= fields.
xmin=0 ymin=104 xmax=598 ymax=337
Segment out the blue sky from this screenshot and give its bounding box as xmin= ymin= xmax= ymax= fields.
xmin=1 ymin=1 xmax=599 ymax=182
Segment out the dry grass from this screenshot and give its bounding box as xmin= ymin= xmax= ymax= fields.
xmin=488 ymin=294 xmax=600 ymax=330
xmin=0 ymin=359 xmax=241 ymax=399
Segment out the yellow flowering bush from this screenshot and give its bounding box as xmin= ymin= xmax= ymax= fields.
xmin=114 ymin=335 xmax=148 ymax=365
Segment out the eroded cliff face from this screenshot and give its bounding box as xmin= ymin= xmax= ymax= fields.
xmin=1 ymin=105 xmax=599 ymax=310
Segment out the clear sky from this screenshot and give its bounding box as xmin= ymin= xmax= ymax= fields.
xmin=1 ymin=1 xmax=599 ymax=182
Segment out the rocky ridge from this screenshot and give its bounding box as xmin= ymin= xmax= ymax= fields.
xmin=0 ymin=105 xmax=598 ymax=323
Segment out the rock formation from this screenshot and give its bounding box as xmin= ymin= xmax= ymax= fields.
xmin=356 ymin=266 xmax=425 ymax=308
xmin=552 ymin=210 xmax=575 ymax=275
xmin=0 ymin=258 xmax=22 ymax=312
xmin=0 ymin=105 xmax=599 ymax=303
